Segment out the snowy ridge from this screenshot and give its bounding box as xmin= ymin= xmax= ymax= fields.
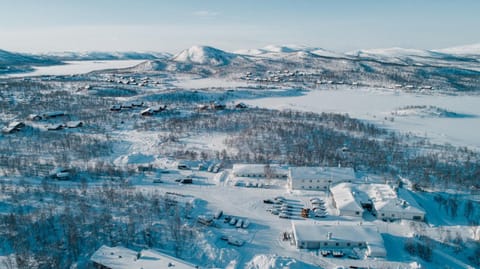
xmin=347 ymin=47 xmax=441 ymax=58
xmin=42 ymin=51 xmax=172 ymax=61
xmin=235 ymin=45 xmax=343 ymax=58
xmin=434 ymin=43 xmax=480 ymax=55
xmin=0 ymin=49 xmax=58 ymax=66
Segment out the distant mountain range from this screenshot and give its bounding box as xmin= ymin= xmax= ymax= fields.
xmin=1 ymin=44 xmax=479 ymax=91
xmin=41 ymin=51 xmax=172 ymax=61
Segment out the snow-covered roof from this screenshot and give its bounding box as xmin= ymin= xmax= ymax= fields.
xmin=330 ymin=183 xmax=364 ymax=213
xmin=90 ymin=245 xmax=199 ymax=269
xmin=289 ymin=166 xmax=356 ymax=181
xmin=291 ymin=221 xmax=384 ymax=246
xmin=358 ymin=184 xmax=425 ymax=215
xmin=232 ymin=164 xmax=288 ymax=176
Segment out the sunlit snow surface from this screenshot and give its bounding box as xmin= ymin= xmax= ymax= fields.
xmin=243 ymin=87 xmax=480 ymax=149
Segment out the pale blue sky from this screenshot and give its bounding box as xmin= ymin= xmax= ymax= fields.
xmin=0 ymin=0 xmax=479 ymax=53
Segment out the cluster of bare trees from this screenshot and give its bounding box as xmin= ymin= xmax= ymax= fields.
xmin=144 ymin=107 xmax=479 ymax=191
xmin=0 ymin=181 xmax=198 ymax=269
xmin=404 ymin=236 xmax=433 ymax=262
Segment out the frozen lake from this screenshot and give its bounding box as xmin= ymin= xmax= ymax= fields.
xmin=4 ymin=60 xmax=144 ymax=77
xmin=243 ymin=88 xmax=480 ymax=150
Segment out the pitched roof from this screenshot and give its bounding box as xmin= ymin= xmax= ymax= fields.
xmin=330 ymin=183 xmax=364 ymax=213
xmin=358 ymin=184 xmax=425 ymax=215
xmin=90 ymin=245 xmax=199 ymax=269
xmin=292 ymin=221 xmax=383 ymax=245
xmin=232 ymin=164 xmax=288 ymax=176
xmin=289 ymin=166 xmax=356 ymax=181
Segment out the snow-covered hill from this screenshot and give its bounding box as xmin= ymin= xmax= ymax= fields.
xmin=0 ymin=49 xmax=59 ymax=74
xmin=434 ymin=43 xmax=480 ymax=55
xmin=236 ymin=45 xmax=343 ymax=59
xmin=172 ymin=45 xmax=238 ymax=66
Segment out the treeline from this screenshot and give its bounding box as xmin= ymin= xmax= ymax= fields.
xmin=141 ymin=108 xmax=479 ymax=190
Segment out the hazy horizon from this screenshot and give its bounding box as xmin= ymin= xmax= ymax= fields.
xmin=1 ymin=0 xmax=479 ymax=54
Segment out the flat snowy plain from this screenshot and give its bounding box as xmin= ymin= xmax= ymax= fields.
xmin=243 ymin=87 xmax=480 ymax=149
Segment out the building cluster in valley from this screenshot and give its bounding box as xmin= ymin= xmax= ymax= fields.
xmin=228 ymin=163 xmax=426 ymax=259
xmin=82 ymin=162 xmax=425 ymax=267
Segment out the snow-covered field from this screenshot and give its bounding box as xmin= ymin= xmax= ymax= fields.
xmin=243 ymin=87 xmax=480 ymax=149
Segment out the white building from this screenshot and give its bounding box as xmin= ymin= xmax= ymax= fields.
xmin=232 ymin=164 xmax=288 ymax=179
xmin=330 ymin=183 xmax=364 ymax=217
xmin=90 ymin=245 xmax=200 ymax=269
xmin=359 ymin=184 xmax=425 ymax=221
xmin=288 ymin=166 xmax=356 ymax=191
xmin=330 ymin=183 xmax=425 ymax=221
xmin=291 ymin=222 xmax=386 ymax=257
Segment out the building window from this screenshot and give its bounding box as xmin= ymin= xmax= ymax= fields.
xmin=302 ymin=186 xmax=305 ymax=189
xmin=358 ymin=243 xmax=362 ymax=247
xmin=347 ymin=243 xmax=351 ymax=246
xmin=324 ymin=242 xmax=328 ymax=246
xmin=381 ymin=213 xmax=385 ymax=217
xmin=309 ymin=186 xmax=312 ymax=189
xmin=356 ymin=211 xmax=360 ymax=215
xmin=310 ymin=180 xmax=312 ymax=182
xmin=336 ymin=243 xmax=339 ymax=246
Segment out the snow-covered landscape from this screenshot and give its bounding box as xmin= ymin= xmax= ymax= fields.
xmin=1 ymin=1 xmax=480 ymax=269
xmin=1 ymin=42 xmax=479 ymax=269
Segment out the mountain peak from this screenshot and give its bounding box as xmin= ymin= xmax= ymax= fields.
xmin=172 ymin=45 xmax=236 ymax=66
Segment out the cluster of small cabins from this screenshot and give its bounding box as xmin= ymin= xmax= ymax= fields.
xmin=109 ymin=100 xmax=246 ymax=116
xmin=2 ymin=111 xmax=83 ymax=134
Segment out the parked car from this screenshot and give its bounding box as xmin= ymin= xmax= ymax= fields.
xmin=175 ymin=177 xmax=193 ymax=184
xmin=263 ymin=199 xmax=274 ymax=204
xmin=279 ymin=213 xmax=290 ymax=219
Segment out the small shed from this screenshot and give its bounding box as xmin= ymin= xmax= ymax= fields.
xmin=27 ymin=114 xmax=42 ymax=121
xmin=235 ymin=102 xmax=248 ymax=109
xmin=49 ymin=167 xmax=71 ymax=180
xmin=47 ymin=124 xmax=64 ymax=131
xmin=152 ymin=105 xmax=167 ymax=112
xmin=140 ymin=108 xmax=154 ymax=116
xmin=66 ymin=121 xmax=83 ymax=128
xmin=110 ymin=105 xmax=122 ymax=111
xmin=2 ymin=121 xmax=25 ymax=134
xmin=42 ymin=111 xmax=66 ymax=119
